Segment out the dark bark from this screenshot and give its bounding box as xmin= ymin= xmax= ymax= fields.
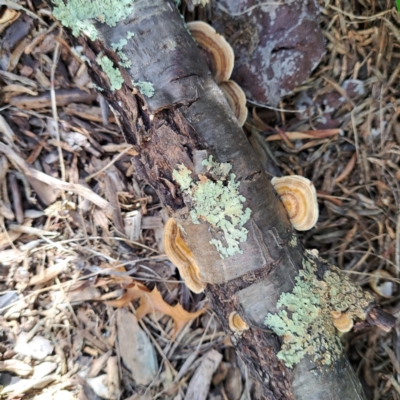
xmin=49 ymin=1 xmax=395 ymax=398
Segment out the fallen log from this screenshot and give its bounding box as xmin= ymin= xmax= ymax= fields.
xmin=48 ymin=1 xmax=395 ymax=398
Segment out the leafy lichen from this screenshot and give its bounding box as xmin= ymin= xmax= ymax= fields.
xmin=111 ymin=39 xmax=132 ymax=69
xmin=131 ymin=80 xmax=155 ymax=98
xmin=111 ymin=39 xmax=128 ymax=51
xmin=264 ymin=251 xmax=374 ymax=368
xmin=52 ymin=0 xmax=134 ymax=41
xmin=96 ymin=55 xmax=124 ymax=91
xmin=173 ymin=156 xmax=251 ymax=258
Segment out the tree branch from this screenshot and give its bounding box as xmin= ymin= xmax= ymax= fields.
xmin=48 ymin=0 xmax=395 ymax=398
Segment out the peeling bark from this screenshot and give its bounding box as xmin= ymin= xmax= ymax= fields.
xmin=50 ymin=1 xmax=395 ymax=398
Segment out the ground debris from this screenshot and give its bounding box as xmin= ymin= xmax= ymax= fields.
xmin=0 ymin=0 xmax=399 ymax=398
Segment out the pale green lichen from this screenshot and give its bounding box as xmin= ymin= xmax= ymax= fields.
xmin=132 ymin=80 xmax=155 ymax=98
xmin=288 ymin=235 xmax=297 ymax=247
xmin=111 ymin=38 xmax=128 ymax=51
xmin=127 ymin=31 xmax=135 ymax=39
xmin=92 ymin=83 xmax=103 ymax=92
xmin=111 ymin=38 xmax=132 ymax=68
xmin=96 ymin=55 xmax=124 ymax=91
xmin=52 ymin=0 xmax=134 ymax=41
xmin=173 ymin=156 xmax=251 ymax=258
xmin=264 ymin=252 xmax=374 ymax=368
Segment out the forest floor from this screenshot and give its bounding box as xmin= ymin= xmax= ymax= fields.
xmin=0 ymin=0 xmax=400 ymax=399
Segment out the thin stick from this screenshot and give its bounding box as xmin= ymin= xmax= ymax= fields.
xmin=0 ymin=141 xmax=114 ymax=215
xmin=50 ymin=40 xmax=66 ymax=190
xmin=85 ymin=145 xmax=134 ymax=182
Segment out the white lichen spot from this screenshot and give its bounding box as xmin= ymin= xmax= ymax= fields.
xmin=96 ymin=55 xmax=124 ymax=91
xmin=264 ymin=252 xmax=374 ymax=368
xmin=173 ymin=156 xmax=251 ymax=258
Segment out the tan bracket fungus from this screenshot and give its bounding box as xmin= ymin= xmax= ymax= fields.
xmin=187 ymin=21 xmax=234 ymax=84
xmin=228 ymin=312 xmax=249 ymax=334
xmin=187 ymin=21 xmax=247 ymax=126
xmin=219 ymin=80 xmax=248 ymax=127
xmin=164 ymin=218 xmax=206 ymax=293
xmin=331 ymin=311 xmax=354 ymax=333
xmin=271 ymin=175 xmax=319 ymax=231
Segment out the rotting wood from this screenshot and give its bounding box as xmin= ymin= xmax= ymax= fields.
xmin=47 ymin=0 xmax=396 ymax=399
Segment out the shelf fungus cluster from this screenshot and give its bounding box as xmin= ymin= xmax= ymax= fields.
xmin=228 ymin=312 xmax=249 ymax=335
xmin=271 ymin=175 xmax=319 ymax=231
xmin=164 ymin=218 xmax=206 ymax=293
xmin=264 ymin=251 xmax=374 ymax=368
xmin=188 ymin=21 xmax=248 ymax=126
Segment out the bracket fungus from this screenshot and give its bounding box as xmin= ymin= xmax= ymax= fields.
xmin=219 ymin=80 xmax=248 ymax=126
xmin=188 ymin=21 xmax=248 ymax=127
xmin=271 ymin=175 xmax=319 ymax=231
xmin=187 ymin=20 xmax=234 ymax=84
xmin=164 ymin=218 xmax=206 ymax=294
xmin=331 ymin=311 xmax=354 ymax=333
xmin=228 ymin=312 xmax=249 ymax=334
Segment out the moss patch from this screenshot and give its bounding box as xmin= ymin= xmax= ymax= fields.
xmin=264 ymin=251 xmax=374 ymax=368
xmin=173 ymin=156 xmax=251 ymax=258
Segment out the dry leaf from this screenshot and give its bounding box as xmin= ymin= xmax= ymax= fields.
xmin=0 ymin=359 xmax=33 ymax=377
xmin=67 ymin=286 xmax=101 ymax=303
xmin=185 ymin=350 xmax=223 ymax=400
xmin=107 ymin=282 xmax=204 ymax=336
xmin=32 ymin=362 xmax=57 ymax=380
xmin=0 ymin=220 xmax=30 ymax=249
xmin=29 ymin=260 xmax=68 ymax=286
xmin=14 ymin=332 xmax=54 ymax=360
xmin=86 ymin=374 xmax=110 ymax=399
xmin=370 ymin=270 xmax=394 ymax=298
xmin=116 ymin=308 xmax=158 ymax=385
xmin=107 ymin=356 xmax=120 ymax=400
xmin=0 ymin=9 xmax=19 ymax=24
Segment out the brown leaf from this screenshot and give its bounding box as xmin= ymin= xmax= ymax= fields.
xmin=334 ymin=152 xmax=357 ymax=183
xmin=107 ymin=282 xmax=204 ymax=336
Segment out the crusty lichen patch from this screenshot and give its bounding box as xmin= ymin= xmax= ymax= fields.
xmin=52 ymin=0 xmax=134 ymax=41
xmin=173 ymin=156 xmax=251 ymax=258
xmin=264 ymin=251 xmax=374 ymax=368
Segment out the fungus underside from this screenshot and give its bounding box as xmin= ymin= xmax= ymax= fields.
xmin=264 ymin=251 xmax=374 ymax=368
xmin=173 ymin=156 xmax=251 ymax=258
